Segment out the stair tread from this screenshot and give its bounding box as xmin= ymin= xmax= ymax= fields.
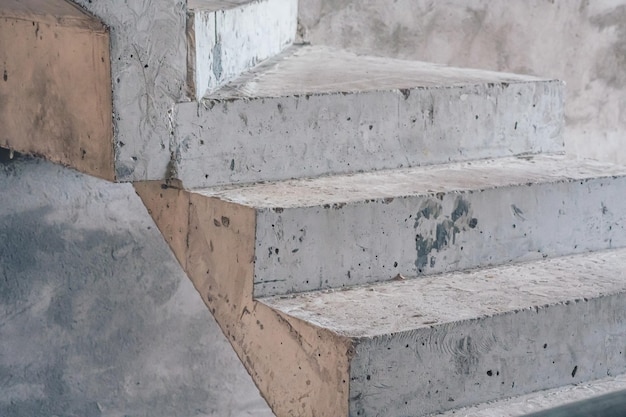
xmin=434 ymin=372 xmax=626 ymax=416
xmin=191 ymin=154 xmax=626 ymax=208
xmin=208 ymin=45 xmax=554 ymax=100
xmin=260 ymin=248 xmax=626 ymax=338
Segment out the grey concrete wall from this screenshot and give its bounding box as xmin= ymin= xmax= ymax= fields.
xmin=298 ymin=0 xmax=626 ymax=164
xmin=0 ymin=154 xmax=274 ymax=417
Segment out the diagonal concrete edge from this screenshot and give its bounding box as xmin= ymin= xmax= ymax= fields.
xmin=135 ymin=181 xmax=352 ymax=417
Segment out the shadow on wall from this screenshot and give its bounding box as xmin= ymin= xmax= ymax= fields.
xmin=298 ymin=0 xmax=626 ymax=164
xmin=0 ymin=156 xmax=274 ymax=417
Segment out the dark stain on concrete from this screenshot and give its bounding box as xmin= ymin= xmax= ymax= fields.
xmin=451 ymin=197 xmax=469 ymax=222
xmin=0 ymin=207 xmax=66 ymax=280
xmin=212 ymin=40 xmax=223 ymax=81
xmin=116 ymin=161 xmax=135 ymax=179
xmin=28 ymin=66 xmax=78 ymax=149
xmin=511 ymin=204 xmax=526 ymax=221
xmin=418 ymin=199 xmax=441 ymax=220
xmin=414 ymin=196 xmax=475 ymax=272
xmin=454 ymin=336 xmax=479 ymax=376
xmin=0 ymin=196 xmax=195 ymax=414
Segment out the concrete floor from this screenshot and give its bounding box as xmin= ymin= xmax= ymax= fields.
xmin=0 ymin=153 xmax=274 ymax=417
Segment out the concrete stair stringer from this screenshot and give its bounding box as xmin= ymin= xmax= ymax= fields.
xmin=0 ymin=0 xmax=114 ymax=181
xmin=135 ymin=180 xmax=353 ymax=417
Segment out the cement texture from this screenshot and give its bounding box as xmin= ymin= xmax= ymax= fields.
xmin=0 ymin=154 xmax=274 ymax=417
xmin=298 ymin=0 xmax=626 ymax=164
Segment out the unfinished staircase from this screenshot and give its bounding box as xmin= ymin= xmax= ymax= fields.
xmin=3 ymin=0 xmax=626 ymax=415
xmin=134 ymin=2 xmax=626 ymax=416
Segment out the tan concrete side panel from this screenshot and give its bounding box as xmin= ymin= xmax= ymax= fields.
xmin=0 ymin=3 xmax=114 ymax=181
xmin=134 ymin=184 xmax=352 ymax=416
xmin=134 ymin=181 xmax=190 ymax=269
xmin=250 ymin=304 xmax=352 ymax=417
xmin=187 ymin=194 xmax=351 ymax=417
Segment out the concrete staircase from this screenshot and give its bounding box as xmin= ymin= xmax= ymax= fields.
xmin=134 ymin=2 xmax=626 ymax=416
xmin=3 ymin=0 xmax=626 ymax=416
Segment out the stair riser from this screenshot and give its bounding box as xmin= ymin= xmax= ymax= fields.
xmin=253 ymin=177 xmax=626 ymax=297
xmin=187 ymin=0 xmax=297 ymax=99
xmin=176 ymin=81 xmax=563 ymax=188
xmin=349 ymin=293 xmax=626 ymax=416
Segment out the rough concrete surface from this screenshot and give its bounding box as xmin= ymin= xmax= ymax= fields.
xmin=195 ymin=155 xmax=626 ymax=296
xmin=0 ymin=155 xmax=274 ymax=417
xmin=436 ymin=373 xmax=626 ymax=417
xmin=298 ymin=0 xmax=626 ymax=164
xmin=177 ymin=45 xmax=563 ymax=188
xmin=262 ymin=248 xmax=626 ymax=416
xmin=188 ymin=0 xmax=297 ymax=99
xmin=71 ymin=0 xmax=188 ymax=182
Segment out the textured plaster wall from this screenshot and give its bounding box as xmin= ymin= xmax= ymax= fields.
xmin=298 ymin=0 xmax=626 ymax=164
xmin=0 ymin=154 xmax=274 ymax=417
xmin=72 ymin=0 xmax=188 ymax=182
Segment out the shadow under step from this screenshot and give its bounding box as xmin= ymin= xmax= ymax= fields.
xmin=434 ymin=373 xmax=626 ymax=417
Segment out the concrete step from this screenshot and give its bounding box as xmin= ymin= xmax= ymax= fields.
xmin=260 ymin=249 xmax=626 ymax=417
xmin=135 ymin=175 xmax=626 ymax=417
xmin=0 ymin=0 xmax=114 ymax=181
xmin=435 ymin=373 xmax=626 ymax=417
xmin=187 ymin=0 xmax=298 ymax=99
xmin=173 ymin=45 xmax=564 ymax=188
xmin=169 ymin=154 xmax=626 ymax=297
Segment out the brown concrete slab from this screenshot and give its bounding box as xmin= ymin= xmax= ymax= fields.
xmin=0 ymin=0 xmax=114 ymax=180
xmin=134 ymin=181 xmax=352 ymax=417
